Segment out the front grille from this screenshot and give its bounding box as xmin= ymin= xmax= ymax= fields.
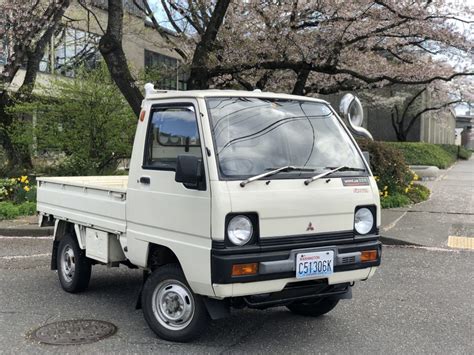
xmin=259 ymin=231 xmax=354 ymax=247
xmin=341 ymin=256 xmax=356 ymax=264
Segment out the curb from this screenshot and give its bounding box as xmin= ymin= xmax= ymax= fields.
xmin=0 ymin=227 xmax=53 ymax=237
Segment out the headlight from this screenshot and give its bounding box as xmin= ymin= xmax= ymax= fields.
xmin=354 ymin=208 xmax=374 ymax=235
xmin=227 ymin=215 xmax=253 ymax=246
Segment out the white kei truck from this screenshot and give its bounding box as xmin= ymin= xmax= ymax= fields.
xmin=37 ymin=85 xmax=382 ymax=342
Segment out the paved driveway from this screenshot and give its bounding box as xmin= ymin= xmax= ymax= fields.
xmin=1 ymin=237 xmax=472 ymax=354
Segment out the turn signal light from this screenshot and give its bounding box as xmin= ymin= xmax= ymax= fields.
xmin=361 ymin=250 xmax=378 ymax=262
xmin=232 ymin=263 xmax=258 ymax=276
xmin=139 ymin=110 xmax=146 ymax=122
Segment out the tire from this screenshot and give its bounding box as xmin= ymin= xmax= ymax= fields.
xmin=141 ymin=264 xmax=210 ymax=342
xmin=286 ymin=297 xmax=339 ymax=317
xmin=57 ymin=233 xmax=91 ymax=293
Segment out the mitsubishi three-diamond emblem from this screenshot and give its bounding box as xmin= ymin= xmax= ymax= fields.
xmin=306 ymin=222 xmax=314 ymax=232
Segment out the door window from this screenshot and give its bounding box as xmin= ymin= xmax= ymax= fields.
xmin=144 ymin=105 xmax=202 ymax=170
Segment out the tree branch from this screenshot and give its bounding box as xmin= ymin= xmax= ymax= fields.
xmin=404 ymin=99 xmax=463 ymax=136
xmin=78 ymin=0 xmax=105 ymax=34
xmin=99 ymin=0 xmax=143 ymax=116
xmin=187 ymin=0 xmax=231 ymax=89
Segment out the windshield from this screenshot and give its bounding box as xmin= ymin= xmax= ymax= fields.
xmin=206 ymin=97 xmax=366 ymax=179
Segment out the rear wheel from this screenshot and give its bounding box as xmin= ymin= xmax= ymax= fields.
xmin=57 ymin=233 xmax=91 ymax=293
xmin=286 ymin=297 xmax=339 ymax=317
xmin=142 ymin=264 xmax=209 ymax=342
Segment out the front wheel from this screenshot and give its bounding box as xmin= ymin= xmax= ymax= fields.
xmin=286 ymin=297 xmax=339 ymax=317
xmin=141 ymin=264 xmax=209 ymax=342
xmin=57 ymin=233 xmax=91 ymax=293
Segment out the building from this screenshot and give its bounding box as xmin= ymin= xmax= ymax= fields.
xmin=0 ymin=0 xmax=187 ymax=93
xmin=322 ymin=87 xmax=456 ymax=144
xmin=455 ymin=106 xmax=474 ymax=149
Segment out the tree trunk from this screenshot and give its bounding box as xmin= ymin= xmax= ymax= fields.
xmin=99 ymin=0 xmax=143 ymax=116
xmin=0 ymin=0 xmax=70 ymax=171
xmin=187 ymin=0 xmax=231 ymax=90
xmin=292 ymin=68 xmax=310 ymax=95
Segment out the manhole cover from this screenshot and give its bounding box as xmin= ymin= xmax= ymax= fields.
xmin=31 ymin=319 xmax=117 ymax=345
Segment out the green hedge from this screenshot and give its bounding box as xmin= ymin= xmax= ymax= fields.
xmin=0 ymin=201 xmax=36 ymax=220
xmin=386 ymin=142 xmax=457 ymax=169
xmin=439 ymin=145 xmax=472 ymax=160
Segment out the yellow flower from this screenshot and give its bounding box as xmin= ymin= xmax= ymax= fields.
xmin=405 ymin=187 xmax=409 ymax=193
xmin=383 ymin=186 xmax=388 ymax=191
xmin=20 ymin=176 xmax=27 ymax=183
xmin=413 ymin=174 xmax=418 ymax=181
xmin=24 ymin=186 xmax=30 ymax=192
xmin=17 ymin=177 xmax=21 ymax=181
xmin=384 ymin=191 xmax=388 ymax=197
xmin=25 ymin=180 xmax=29 ymax=184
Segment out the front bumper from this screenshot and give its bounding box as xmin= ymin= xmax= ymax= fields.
xmin=211 ymin=233 xmax=381 ymax=298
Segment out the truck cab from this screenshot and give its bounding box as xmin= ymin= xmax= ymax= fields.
xmin=38 ymin=86 xmax=381 ymax=342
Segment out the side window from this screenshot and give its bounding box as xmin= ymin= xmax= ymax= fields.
xmin=144 ymin=105 xmax=202 ymax=170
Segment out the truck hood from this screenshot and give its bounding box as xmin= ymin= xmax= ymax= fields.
xmin=225 ymin=177 xmax=379 ymax=239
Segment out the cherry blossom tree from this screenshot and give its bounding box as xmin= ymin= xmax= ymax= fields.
xmin=362 ymin=77 xmax=473 ymax=141
xmin=207 ymin=0 xmax=473 ymax=94
xmin=0 ymin=0 xmax=71 ymax=169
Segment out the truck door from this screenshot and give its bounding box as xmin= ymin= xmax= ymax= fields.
xmin=126 ymin=99 xmax=212 ymax=294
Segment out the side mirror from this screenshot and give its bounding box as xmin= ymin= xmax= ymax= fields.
xmin=175 ymin=155 xmax=204 ymax=190
xmin=339 ymin=93 xmax=373 ymax=140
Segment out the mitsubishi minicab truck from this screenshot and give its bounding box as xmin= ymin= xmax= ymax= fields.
xmin=37 ymin=85 xmax=382 ymax=342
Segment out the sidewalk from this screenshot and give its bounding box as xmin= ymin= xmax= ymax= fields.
xmin=381 ymin=157 xmax=474 ymax=247
xmin=0 ymin=215 xmax=53 ymax=236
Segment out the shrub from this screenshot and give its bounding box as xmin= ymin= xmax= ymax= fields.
xmin=357 ymin=139 xmax=411 ymax=193
xmin=0 ymin=176 xmax=36 ymax=203
xmin=357 ymin=139 xmax=430 ymax=208
xmin=458 ymin=147 xmax=473 ymax=160
xmin=9 ymin=63 xmax=136 ymax=176
xmin=380 ymin=193 xmax=411 ymax=209
xmin=406 ymin=183 xmax=430 ymax=204
xmin=386 ymin=142 xmax=456 ymax=169
xmin=0 ymin=201 xmax=36 ymax=220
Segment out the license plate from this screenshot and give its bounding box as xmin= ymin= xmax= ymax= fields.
xmin=296 ymin=251 xmax=334 ymax=279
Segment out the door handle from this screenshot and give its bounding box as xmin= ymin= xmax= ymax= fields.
xmin=139 ymin=176 xmax=150 ymax=184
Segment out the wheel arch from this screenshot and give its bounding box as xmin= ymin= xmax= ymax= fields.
xmin=147 ymin=243 xmax=180 ymax=271
xmin=51 ymin=220 xmax=76 ymax=270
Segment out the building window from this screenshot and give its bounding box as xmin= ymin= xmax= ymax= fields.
xmin=144 ymin=49 xmax=187 ymax=90
xmin=0 ymin=36 xmax=7 ymax=65
xmin=53 ymin=27 xmax=101 ymax=77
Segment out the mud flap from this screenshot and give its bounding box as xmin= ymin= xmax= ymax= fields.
xmin=135 ymin=271 xmax=149 ymax=310
xmin=203 ymin=297 xmax=230 ymax=320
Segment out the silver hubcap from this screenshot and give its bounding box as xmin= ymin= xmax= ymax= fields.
xmin=152 ymin=280 xmax=195 ymax=331
xmin=61 ymin=246 xmax=75 ymax=282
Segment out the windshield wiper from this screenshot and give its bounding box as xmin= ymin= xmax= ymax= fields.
xmin=240 ymin=166 xmax=314 ymax=187
xmin=304 ymin=166 xmax=365 ymax=185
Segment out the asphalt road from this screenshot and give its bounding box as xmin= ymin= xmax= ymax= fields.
xmin=0 ymin=236 xmax=472 ymax=354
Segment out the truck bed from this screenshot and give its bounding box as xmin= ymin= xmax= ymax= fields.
xmin=37 ymin=176 xmax=128 ymax=233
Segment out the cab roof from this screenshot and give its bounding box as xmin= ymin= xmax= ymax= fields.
xmin=143 ymin=85 xmax=330 ymax=105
